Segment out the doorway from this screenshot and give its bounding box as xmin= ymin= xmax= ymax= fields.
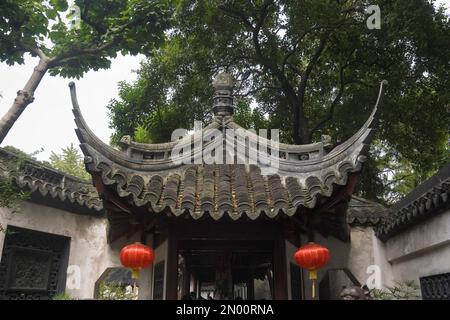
xmin=178 ymin=240 xmax=274 ymax=300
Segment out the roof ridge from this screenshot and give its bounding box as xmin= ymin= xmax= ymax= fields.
xmin=0 ymin=147 xmax=92 ymax=186
xmin=392 ymin=164 xmax=450 ymax=211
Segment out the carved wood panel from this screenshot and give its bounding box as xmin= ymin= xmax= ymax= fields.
xmin=0 ymin=226 xmax=70 ymax=300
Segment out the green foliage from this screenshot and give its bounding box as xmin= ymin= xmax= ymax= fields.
xmin=52 ymin=292 xmax=74 ymax=300
xmin=0 ymin=179 xmax=29 ymax=212
xmin=133 ymin=125 xmax=152 ymax=144
xmin=2 ymin=145 xmax=39 ymax=161
xmin=98 ymin=282 xmax=137 ymax=300
xmin=49 ymin=144 xmax=90 ymax=180
xmin=233 ymin=99 xmax=270 ymax=131
xmin=108 ymin=69 xmax=196 ymax=145
xmin=108 ymin=0 xmax=450 ymax=202
xmin=0 ymin=146 xmax=36 ymax=213
xmin=0 ymin=0 xmax=172 ymax=77
xmin=371 ymin=280 xmax=421 ymax=300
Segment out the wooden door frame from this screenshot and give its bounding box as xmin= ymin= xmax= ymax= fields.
xmin=164 ymin=220 xmax=289 ymax=300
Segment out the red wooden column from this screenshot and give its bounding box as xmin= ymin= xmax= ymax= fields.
xmin=273 ymin=236 xmax=288 ymax=300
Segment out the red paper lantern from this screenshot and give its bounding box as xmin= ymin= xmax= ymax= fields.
xmin=120 ymin=242 xmax=155 ymax=279
xmin=294 ymin=242 xmax=330 ymax=299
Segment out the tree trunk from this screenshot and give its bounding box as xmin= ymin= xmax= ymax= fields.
xmin=292 ymin=100 xmax=301 ymax=144
xmin=0 ymin=57 xmax=49 ymax=144
xmin=292 ymin=98 xmax=310 ymax=145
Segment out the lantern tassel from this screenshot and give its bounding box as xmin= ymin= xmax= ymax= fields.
xmin=131 ymin=268 xmax=140 ymax=280
xmin=309 ymin=269 xmax=317 ymax=299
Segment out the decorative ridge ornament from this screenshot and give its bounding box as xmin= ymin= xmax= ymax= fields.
xmin=294 ymin=242 xmax=330 ymax=299
xmin=212 ymin=72 xmax=234 ymax=116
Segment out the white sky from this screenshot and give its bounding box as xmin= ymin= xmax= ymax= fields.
xmin=0 ymin=53 xmax=143 ymax=160
xmin=0 ymin=0 xmax=449 ymax=161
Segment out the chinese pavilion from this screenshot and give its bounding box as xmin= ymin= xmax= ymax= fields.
xmin=69 ymin=73 xmax=387 ymax=300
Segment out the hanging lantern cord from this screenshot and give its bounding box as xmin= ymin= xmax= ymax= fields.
xmin=307 ymin=217 xmax=316 ymax=299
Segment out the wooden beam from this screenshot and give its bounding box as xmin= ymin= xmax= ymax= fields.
xmin=174 ymin=220 xmax=283 ymax=240
xmin=92 ymin=174 xmax=105 ymax=198
xmin=317 ymin=173 xmax=360 ymax=213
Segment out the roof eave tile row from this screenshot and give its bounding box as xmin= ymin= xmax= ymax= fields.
xmin=376 ymin=165 xmax=450 ymax=241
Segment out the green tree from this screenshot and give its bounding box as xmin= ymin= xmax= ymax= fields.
xmin=0 ymin=0 xmax=172 ymax=144
xmin=0 ymin=146 xmax=35 ymax=223
xmin=49 ymin=144 xmax=89 ymax=180
xmin=108 ymin=0 xmax=450 ymax=202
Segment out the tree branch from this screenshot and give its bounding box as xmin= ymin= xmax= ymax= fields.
xmin=297 ymin=33 xmax=328 ymax=97
xmin=80 ymin=2 xmax=108 ymax=35
xmin=219 ymin=1 xmax=297 ymax=100
xmin=235 ymin=85 xmax=281 ymax=97
xmin=218 ymin=5 xmax=255 ymax=30
xmin=280 ymin=27 xmax=321 ymax=76
xmin=11 ymin=40 xmax=49 ymax=60
xmin=48 ymin=38 xmax=120 ymax=67
xmin=281 ymin=38 xmax=301 ymax=75
xmin=28 ymin=47 xmax=48 ymax=60
xmin=385 ymin=173 xmax=415 ymax=186
xmin=308 ymin=49 xmax=357 ymax=139
xmin=285 ymin=63 xmax=301 ymax=76
xmin=251 ymin=2 xmax=298 ymax=100
xmin=255 ymin=0 xmax=273 ymax=31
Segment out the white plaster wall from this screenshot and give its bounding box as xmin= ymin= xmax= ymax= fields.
xmin=299 ymin=233 xmax=351 ymax=299
xmin=0 ymin=202 xmax=141 ymax=299
xmin=298 ymin=228 xmax=395 ymax=299
xmin=0 ymin=202 xmax=110 ymax=298
xmin=385 ymin=209 xmax=450 ymax=288
xmin=347 ymin=227 xmax=393 ymax=289
xmin=372 ymin=232 xmax=393 ymax=288
xmin=347 ymin=227 xmax=374 ymax=284
xmin=152 ymin=239 xmax=168 ymax=300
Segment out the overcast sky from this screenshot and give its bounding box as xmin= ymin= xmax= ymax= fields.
xmin=0 ymin=53 xmax=143 ymax=161
xmin=0 ymin=1 xmax=449 ymax=161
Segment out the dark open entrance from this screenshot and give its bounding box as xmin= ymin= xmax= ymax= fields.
xmin=178 ymin=240 xmax=273 ymax=300
xmin=163 ymin=220 xmax=288 ymax=300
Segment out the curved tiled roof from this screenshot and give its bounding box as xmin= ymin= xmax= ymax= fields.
xmin=0 ymin=149 xmax=103 ymax=215
xmin=86 ymin=162 xmax=361 ymax=220
xmin=347 ymin=195 xmax=389 ymax=226
xmin=70 ymin=75 xmax=387 ymax=221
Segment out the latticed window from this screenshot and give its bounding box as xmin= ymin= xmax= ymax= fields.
xmin=0 ymin=226 xmax=70 ymax=300
xmin=420 ymin=273 xmax=450 ymax=300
